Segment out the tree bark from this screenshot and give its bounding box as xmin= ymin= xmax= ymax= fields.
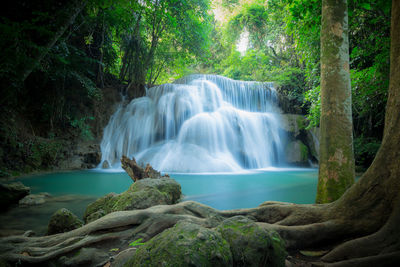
xmin=317 ymin=0 xmax=355 ymax=203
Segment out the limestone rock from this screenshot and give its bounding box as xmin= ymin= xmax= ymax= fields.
xmin=305 ymin=127 xmax=320 ymax=161
xmin=47 ymin=208 xmax=83 ymax=235
xmin=125 ymin=221 xmax=233 ymax=267
xmin=0 ymin=182 xmax=30 ymax=210
xmin=121 ymin=156 xmax=166 ymax=182
xmin=285 ymin=140 xmax=309 ymax=165
xmin=83 ymin=178 xmax=181 ymax=223
xmin=19 ymin=193 xmax=51 ymax=206
xmin=279 ymin=114 xmax=305 ymax=137
xmin=216 ymin=216 xmax=287 ymax=267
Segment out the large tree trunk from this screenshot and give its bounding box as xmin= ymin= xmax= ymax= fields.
xmin=0 ymin=1 xmax=398 ymax=266
xmin=317 ymin=0 xmax=355 ymax=203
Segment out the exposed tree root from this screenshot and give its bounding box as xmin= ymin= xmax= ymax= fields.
xmin=0 ymin=192 xmax=398 ymax=266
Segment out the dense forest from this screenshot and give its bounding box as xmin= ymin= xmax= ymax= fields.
xmin=0 ymin=0 xmax=391 ymax=177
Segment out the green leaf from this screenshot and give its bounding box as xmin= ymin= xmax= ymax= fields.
xmin=360 ymin=3 xmax=371 ymax=10
xmin=129 ymin=238 xmax=145 ymax=247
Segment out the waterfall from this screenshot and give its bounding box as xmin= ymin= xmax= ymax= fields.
xmin=99 ymin=74 xmax=286 ymax=172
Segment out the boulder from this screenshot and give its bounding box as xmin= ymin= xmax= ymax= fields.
xmin=285 ymin=140 xmax=309 ymax=165
xmin=216 ymin=216 xmax=287 ymax=267
xmin=280 ymin=114 xmax=320 ymax=165
xmin=125 ymin=221 xmax=233 ymax=267
xmin=47 ymin=208 xmax=83 ymax=235
xmin=121 ymin=156 xmax=168 ymax=182
xmin=280 ymin=114 xmax=305 ymax=138
xmin=305 ymin=127 xmax=320 ymax=161
xmin=0 ymin=182 xmax=30 ymax=210
xmin=19 ymin=193 xmax=51 ymax=206
xmin=83 ymin=178 xmax=181 ymax=223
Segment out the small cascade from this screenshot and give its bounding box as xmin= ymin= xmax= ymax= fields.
xmin=99 ymin=74 xmax=286 ymax=172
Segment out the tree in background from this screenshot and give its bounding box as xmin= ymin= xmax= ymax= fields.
xmin=285 ymin=0 xmax=391 ymax=169
xmin=0 ymin=0 xmax=213 ymax=175
xmin=116 ymin=0 xmax=212 ymax=98
xmin=316 ymin=0 xmax=355 ymax=203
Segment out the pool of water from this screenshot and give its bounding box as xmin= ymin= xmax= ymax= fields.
xmin=0 ymin=169 xmax=318 ymax=235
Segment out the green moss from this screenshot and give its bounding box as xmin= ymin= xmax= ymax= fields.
xmin=299 ymin=142 xmax=309 ymax=162
xmin=296 ymin=116 xmax=306 ymax=130
xmin=216 ymin=216 xmax=287 ymax=267
xmin=84 ymin=178 xmax=182 ymax=223
xmin=47 ymin=208 xmax=83 ymax=235
xmin=125 ymin=221 xmax=232 ymax=267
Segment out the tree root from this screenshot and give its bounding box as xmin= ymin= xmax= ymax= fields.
xmin=1 ymin=197 xmax=395 ymax=266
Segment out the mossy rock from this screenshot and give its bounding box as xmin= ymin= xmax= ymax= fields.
xmin=84 ymin=178 xmax=181 ymax=223
xmin=47 ymin=208 xmax=83 ymax=235
xmin=0 ymin=182 xmax=30 ymax=211
xmin=125 ymin=221 xmax=232 ymax=267
xmin=285 ymin=140 xmax=309 ymax=165
xmin=84 ymin=193 xmax=117 ymax=223
xmin=216 ymin=216 xmax=287 ymax=267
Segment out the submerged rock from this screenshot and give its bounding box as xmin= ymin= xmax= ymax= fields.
xmin=216 ymin=216 xmax=287 ymax=267
xmin=19 ymin=193 xmax=51 ymax=206
xmin=83 ymin=178 xmax=181 ymax=223
xmin=0 ymin=182 xmax=30 ymax=210
xmin=47 ymin=208 xmax=83 ymax=235
xmin=125 ymin=221 xmax=233 ymax=267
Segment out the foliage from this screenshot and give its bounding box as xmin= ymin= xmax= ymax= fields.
xmin=112 ymin=0 xmax=212 ymax=96
xmin=354 ymin=136 xmax=381 ymax=170
xmin=129 ymin=238 xmax=145 ymax=247
xmin=69 ymin=116 xmax=95 ymax=141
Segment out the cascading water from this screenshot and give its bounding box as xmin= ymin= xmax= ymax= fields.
xmin=99 ymin=74 xmax=286 ymax=172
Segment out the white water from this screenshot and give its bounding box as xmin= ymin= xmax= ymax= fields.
xmin=99 ymin=74 xmax=286 ymax=172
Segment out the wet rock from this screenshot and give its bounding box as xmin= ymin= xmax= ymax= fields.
xmin=102 ymin=160 xmax=110 ymax=169
xmin=19 ymin=193 xmax=51 ymax=206
xmin=305 ymin=127 xmax=320 ymax=161
xmin=125 ymin=221 xmax=233 ymax=267
xmin=0 ymin=182 xmax=30 ymax=210
xmin=121 ymin=156 xmax=166 ymax=182
xmin=280 ymin=114 xmax=320 ymax=165
xmin=280 ymin=114 xmax=304 ymax=138
xmin=285 ymin=140 xmax=309 ymax=165
xmin=83 ymin=178 xmax=181 ymax=223
xmin=216 ymin=216 xmax=287 ymax=267
xmin=47 ymin=208 xmax=83 ymax=235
